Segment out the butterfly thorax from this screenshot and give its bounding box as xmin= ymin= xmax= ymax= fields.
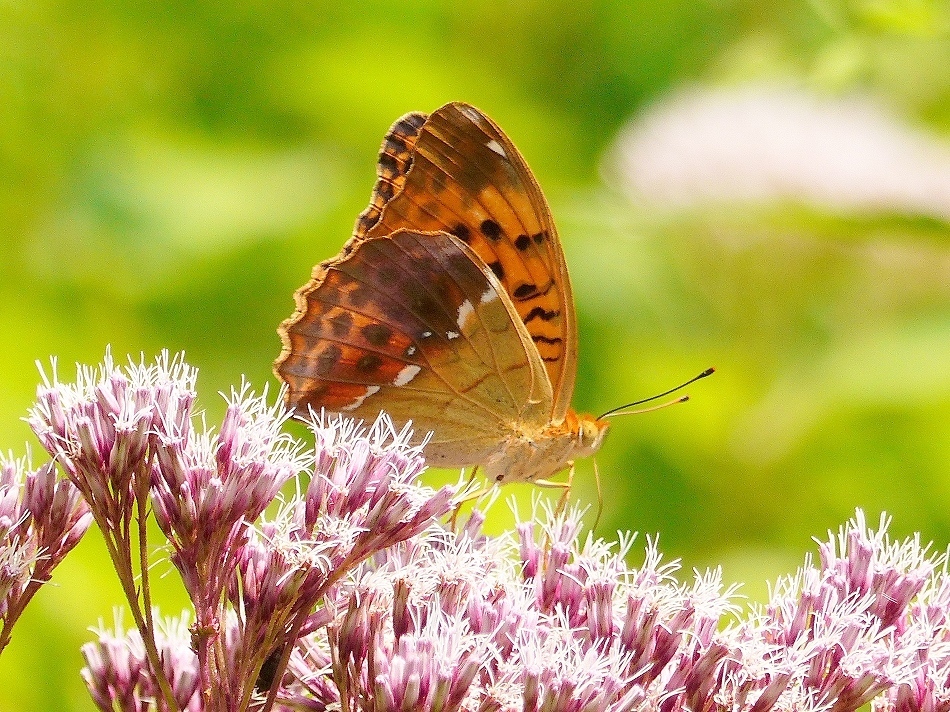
xmin=485 ymin=411 xmax=609 ymax=484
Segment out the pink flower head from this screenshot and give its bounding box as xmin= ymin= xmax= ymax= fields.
xmin=149 ymin=382 xmax=306 ymax=600
xmin=82 ymin=612 xmax=200 ymax=712
xmin=297 ymin=412 xmax=455 ymax=563
xmin=28 ymin=349 xmax=196 ymax=530
xmin=0 ymin=454 xmax=90 ymax=650
xmin=223 ymin=413 xmax=456 ymax=703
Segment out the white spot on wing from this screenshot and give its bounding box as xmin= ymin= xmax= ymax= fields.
xmin=393 ymin=364 xmax=421 ymax=386
xmin=446 ymin=331 xmax=459 ymax=340
xmin=340 ymin=386 xmax=380 ymax=412
xmin=481 ymin=287 xmax=499 ymax=304
xmin=459 ymin=105 xmax=484 ymax=124
xmin=486 ymin=139 xmax=507 ymax=158
xmin=457 ymin=299 xmax=474 ymax=329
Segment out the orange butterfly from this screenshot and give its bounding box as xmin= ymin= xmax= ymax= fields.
xmin=275 ymin=102 xmax=609 ymax=484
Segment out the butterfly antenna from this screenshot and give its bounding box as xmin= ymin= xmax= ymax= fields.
xmin=598 ymin=367 xmax=715 ymax=419
xmin=607 ymin=394 xmax=691 ymax=417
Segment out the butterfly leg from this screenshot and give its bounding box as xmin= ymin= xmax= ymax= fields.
xmin=592 ymin=456 xmax=604 ymax=530
xmin=556 ymin=462 xmax=575 ymax=517
xmin=448 ymin=466 xmax=484 ymax=531
xmin=531 ymin=462 xmax=574 ymax=517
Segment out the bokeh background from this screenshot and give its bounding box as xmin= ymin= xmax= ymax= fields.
xmin=3 ymin=0 xmax=950 ymax=708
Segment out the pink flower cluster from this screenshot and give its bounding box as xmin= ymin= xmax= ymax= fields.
xmin=10 ymin=351 xmax=950 ymax=712
xmin=278 ymin=506 xmax=950 ymax=712
xmin=26 ymin=352 xmax=453 ymax=711
xmin=82 ymin=613 xmax=201 ymax=712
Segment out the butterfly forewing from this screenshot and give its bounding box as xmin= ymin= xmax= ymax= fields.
xmin=276 ymin=229 xmax=552 ymax=466
xmin=352 ymin=102 xmax=578 ymax=421
xmin=354 ymin=111 xmax=427 ymax=239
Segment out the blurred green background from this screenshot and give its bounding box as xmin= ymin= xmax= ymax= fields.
xmin=3 ymin=0 xmax=950 ymax=708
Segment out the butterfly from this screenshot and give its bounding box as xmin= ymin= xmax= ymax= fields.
xmin=274 ymin=102 xmax=609 ymax=484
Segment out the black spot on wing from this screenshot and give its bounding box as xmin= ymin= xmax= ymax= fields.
xmin=511 ymin=279 xmax=555 ymax=302
xmin=377 ymin=151 xmax=399 ymax=176
xmin=329 ymin=311 xmax=353 ymax=337
xmin=451 ymin=223 xmax=472 ymax=243
xmin=356 ymin=353 xmax=383 ymax=373
xmin=348 ymin=285 xmax=371 ymax=308
xmin=514 ymin=234 xmax=531 ymax=251
xmin=480 ymin=219 xmax=502 ymax=241
xmin=384 ymin=133 xmax=407 ymax=153
xmin=524 ymin=306 xmax=559 ymax=322
xmin=376 ymin=182 xmax=395 ymax=202
xmin=513 ymin=283 xmax=538 ymax=300
xmin=385 ymin=115 xmax=422 ymax=151
xmin=361 ymin=323 xmax=393 ymax=347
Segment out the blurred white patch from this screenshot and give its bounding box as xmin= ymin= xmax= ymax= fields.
xmin=459 ymin=105 xmax=485 ymax=125
xmin=610 ymin=85 xmax=950 ymax=220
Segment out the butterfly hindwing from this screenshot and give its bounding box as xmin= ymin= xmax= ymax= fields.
xmin=352 ymin=103 xmax=578 ymax=421
xmin=276 ymin=229 xmax=553 ymax=465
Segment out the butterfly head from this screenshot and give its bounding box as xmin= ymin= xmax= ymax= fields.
xmin=574 ymin=412 xmax=610 ymax=459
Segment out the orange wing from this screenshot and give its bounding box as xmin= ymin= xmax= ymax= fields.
xmin=275 ymin=229 xmax=553 ymax=468
xmin=350 ymin=103 xmax=578 ymax=422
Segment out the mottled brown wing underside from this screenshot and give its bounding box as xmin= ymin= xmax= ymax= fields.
xmin=351 ymin=103 xmax=577 ymax=421
xmin=276 ymin=229 xmax=552 ymax=467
